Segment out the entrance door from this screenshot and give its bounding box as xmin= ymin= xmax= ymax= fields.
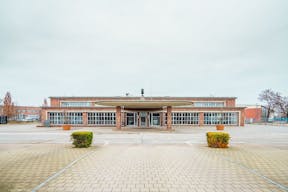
xmin=140 ymin=112 xmax=147 ymax=127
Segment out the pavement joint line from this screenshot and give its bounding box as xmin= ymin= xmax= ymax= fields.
xmin=140 ymin=133 xmax=143 ymax=144
xmin=31 ymin=149 xmax=96 ymax=192
xmin=103 ymin=140 xmax=109 ymax=146
xmin=41 ymin=138 xmax=64 ymax=144
xmin=219 ymin=155 xmax=288 ymax=192
xmin=185 ymin=141 xmax=193 ymax=146
xmin=185 ymin=141 xmax=206 ymax=145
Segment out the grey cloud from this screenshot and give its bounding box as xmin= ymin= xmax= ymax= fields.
xmin=0 ymin=0 xmax=288 ymax=105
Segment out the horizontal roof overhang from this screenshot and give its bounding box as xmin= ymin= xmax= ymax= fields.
xmin=96 ymin=100 xmax=193 ymax=109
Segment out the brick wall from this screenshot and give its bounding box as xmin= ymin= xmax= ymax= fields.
xmin=245 ymin=108 xmax=262 ymax=122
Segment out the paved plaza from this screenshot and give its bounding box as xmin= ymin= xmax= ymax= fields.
xmin=0 ymin=123 xmax=287 ymax=192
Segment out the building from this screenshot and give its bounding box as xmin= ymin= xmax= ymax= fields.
xmin=14 ymin=106 xmax=41 ymax=121
xmin=244 ymin=105 xmax=262 ymax=123
xmin=0 ymin=105 xmax=41 ymax=121
xmin=244 ymin=105 xmax=270 ymax=123
xmin=41 ymin=96 xmax=245 ymax=129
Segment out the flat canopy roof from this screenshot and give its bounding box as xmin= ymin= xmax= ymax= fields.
xmin=97 ymin=100 xmax=193 ymax=108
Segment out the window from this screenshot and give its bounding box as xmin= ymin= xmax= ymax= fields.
xmin=126 ymin=112 xmax=137 ymax=126
xmin=61 ymin=102 xmax=91 ymax=107
xmin=204 ymin=112 xmax=238 ymax=125
xmin=48 ymin=112 xmax=64 ymax=125
xmin=88 ymin=112 xmax=116 ymax=125
xmin=164 ymin=112 xmax=199 ymax=125
xmin=48 ymin=112 xmax=83 ymax=124
xmin=194 ymin=102 xmax=224 ymax=107
xmin=150 ymin=113 xmax=160 ymax=126
xmin=16 ymin=114 xmax=25 ymax=120
xmin=67 ymin=112 xmax=83 ymax=124
xmin=172 ymin=113 xmax=199 ymax=125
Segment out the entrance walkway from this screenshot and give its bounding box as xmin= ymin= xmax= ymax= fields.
xmin=0 ymin=143 xmax=287 ymax=192
xmin=37 ymin=145 xmax=288 ymax=192
xmin=0 ymin=124 xmax=287 ymax=191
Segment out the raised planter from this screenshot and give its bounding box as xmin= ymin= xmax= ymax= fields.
xmin=62 ymin=124 xmax=71 ymax=131
xmin=216 ymin=124 xmax=224 ymax=130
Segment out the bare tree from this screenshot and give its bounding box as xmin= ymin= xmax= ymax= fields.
xmin=274 ymin=95 xmax=288 ymax=121
xmin=3 ymin=92 xmax=15 ymax=119
xmin=0 ymin=98 xmax=3 ymax=114
xmin=259 ymin=89 xmax=288 ymax=122
xmin=258 ymin=89 xmax=277 ymax=121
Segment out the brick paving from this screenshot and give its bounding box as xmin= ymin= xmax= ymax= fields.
xmin=207 ymin=144 xmax=288 ymax=188
xmin=0 ymin=123 xmax=287 ymax=192
xmin=0 ymin=144 xmax=93 ymax=192
xmin=33 ymin=144 xmax=288 ymax=192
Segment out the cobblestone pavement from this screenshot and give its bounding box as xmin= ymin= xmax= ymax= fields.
xmin=0 ymin=143 xmax=287 ymax=192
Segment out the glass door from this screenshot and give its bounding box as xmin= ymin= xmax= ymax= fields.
xmin=140 ymin=112 xmax=147 ymax=127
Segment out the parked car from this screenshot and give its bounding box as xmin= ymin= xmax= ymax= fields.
xmin=22 ymin=115 xmax=40 ymax=122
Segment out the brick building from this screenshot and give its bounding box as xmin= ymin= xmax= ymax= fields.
xmin=14 ymin=106 xmax=41 ymax=121
xmin=41 ymin=96 xmax=245 ymax=129
xmin=0 ymin=105 xmax=41 ymax=121
xmin=244 ymin=105 xmax=269 ymax=123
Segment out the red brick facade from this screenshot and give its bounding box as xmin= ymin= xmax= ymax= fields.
xmin=245 ymin=106 xmax=262 ymax=123
xmin=41 ymin=96 xmax=245 ymax=129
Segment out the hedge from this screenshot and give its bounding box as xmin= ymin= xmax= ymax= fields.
xmin=206 ymin=132 xmax=230 ymax=148
xmin=71 ymin=131 xmax=93 ymax=148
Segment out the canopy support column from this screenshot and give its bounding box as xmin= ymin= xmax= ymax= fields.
xmin=167 ymin=106 xmax=172 ymax=130
xmin=116 ymin=106 xmax=121 ymax=130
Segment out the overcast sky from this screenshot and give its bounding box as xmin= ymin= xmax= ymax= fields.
xmin=0 ymin=0 xmax=287 ymax=106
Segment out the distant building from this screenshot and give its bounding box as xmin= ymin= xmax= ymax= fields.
xmin=0 ymin=105 xmax=41 ymax=121
xmin=41 ymin=96 xmax=246 ymax=129
xmin=243 ymin=105 xmax=269 ymax=123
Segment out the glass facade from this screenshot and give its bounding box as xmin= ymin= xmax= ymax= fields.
xmin=48 ymin=112 xmax=64 ymax=125
xmin=48 ymin=112 xmax=83 ymax=124
xmin=172 ymin=112 xmax=199 ymax=125
xmin=67 ymin=112 xmax=83 ymax=124
xmin=204 ymin=112 xmax=238 ymax=125
xmin=48 ymin=111 xmax=239 ymax=126
xmin=88 ymin=112 xmax=116 ymax=125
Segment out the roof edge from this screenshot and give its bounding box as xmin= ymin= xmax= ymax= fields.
xmin=49 ymin=96 xmax=238 ymax=99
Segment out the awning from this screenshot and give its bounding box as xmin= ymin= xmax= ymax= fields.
xmin=96 ymin=100 xmax=192 ymax=109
